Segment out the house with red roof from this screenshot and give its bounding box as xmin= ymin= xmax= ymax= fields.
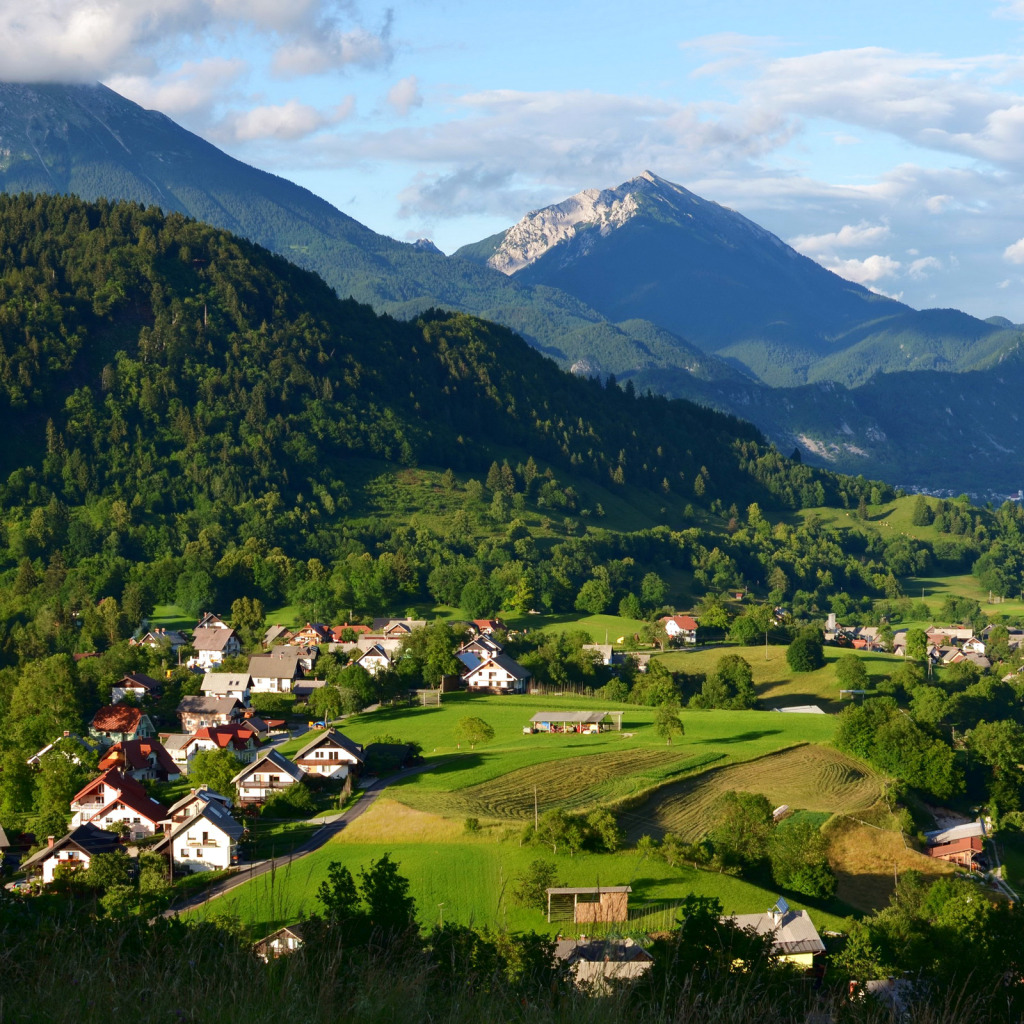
xmin=97 ymin=738 xmax=180 ymax=782
xmin=89 ymin=705 xmax=156 ymax=747
xmin=473 ymin=619 xmax=506 ymax=635
xmin=659 ymin=614 xmax=699 ymax=644
xmin=181 ymin=724 xmax=260 ymax=769
xmin=70 ymin=768 xmax=168 ymax=838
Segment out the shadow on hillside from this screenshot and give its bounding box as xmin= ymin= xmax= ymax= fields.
xmin=366 ymin=705 xmax=445 ymax=725
xmin=420 ymin=753 xmax=484 ymax=776
xmin=697 ymin=730 xmax=782 ymax=745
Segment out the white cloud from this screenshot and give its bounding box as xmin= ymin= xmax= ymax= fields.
xmin=1003 ymin=238 xmax=1024 ymax=263
xmin=789 ymin=221 xmax=891 ymax=253
xmin=926 ymin=194 xmax=954 ymax=213
xmin=387 ymin=75 xmax=422 ymax=116
xmin=0 ymin=1 xmax=392 ymax=82
xmin=820 ymin=254 xmax=903 ymax=285
xmin=107 ymin=59 xmax=247 ymax=118
xmin=909 ymin=256 xmax=942 ymax=278
xmin=227 ymin=98 xmax=353 ymax=141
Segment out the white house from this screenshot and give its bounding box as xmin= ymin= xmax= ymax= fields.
xmin=111 ymin=672 xmax=163 ymax=704
xmin=20 ymin=824 xmax=121 ymax=885
xmin=292 ymin=729 xmax=364 ymax=780
xmin=354 ymin=642 xmax=394 ymax=676
xmin=200 ymin=672 xmax=252 ymax=706
xmin=69 ymin=768 xmax=168 ymax=838
xmin=164 ymin=785 xmax=234 ymax=823
xmin=188 ymin=627 xmax=242 ymax=671
xmin=463 ymin=653 xmax=531 ymax=694
xmin=231 ymin=748 xmax=305 ymax=804
xmin=659 ymin=615 xmax=698 ymax=644
xmin=177 ymin=695 xmax=244 ymax=732
xmin=155 ymin=798 xmax=244 ymax=873
xmin=248 ymin=650 xmax=302 ymax=693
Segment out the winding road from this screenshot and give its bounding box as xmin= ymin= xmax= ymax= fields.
xmin=166 ymin=760 xmax=444 ymax=916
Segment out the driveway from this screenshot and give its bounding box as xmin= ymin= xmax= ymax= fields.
xmin=165 ymin=760 xmax=444 ymax=916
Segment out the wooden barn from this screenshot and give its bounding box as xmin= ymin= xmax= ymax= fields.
xmin=546 ymin=885 xmax=631 ymax=923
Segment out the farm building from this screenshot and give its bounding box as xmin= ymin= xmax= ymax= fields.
xmin=555 ymin=937 xmax=653 ymax=992
xmin=927 ymin=836 xmax=985 ymax=869
xmin=529 ymin=711 xmax=623 ymax=734
xmin=546 ymin=885 xmax=631 ymax=923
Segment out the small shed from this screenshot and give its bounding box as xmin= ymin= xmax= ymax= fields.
xmin=546 ymin=885 xmax=631 ymax=923
xmin=529 ymin=711 xmax=623 ymax=734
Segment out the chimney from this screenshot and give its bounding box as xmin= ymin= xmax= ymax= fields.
xmin=47 ymin=836 xmax=55 ymax=849
xmin=63 ymin=730 xmax=70 ymax=738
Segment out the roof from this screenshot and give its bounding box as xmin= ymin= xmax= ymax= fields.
xmin=357 ymin=643 xmax=392 ymax=662
xmin=292 ymin=679 xmax=328 ymax=698
xmin=21 ymin=823 xmax=121 ymax=871
xmin=187 ymin=724 xmax=258 ymax=751
xmin=156 ymin=798 xmax=245 ymax=847
xmin=73 ymin=768 xmax=169 ymax=823
xmin=330 ymin=623 xmax=372 ymax=640
xmin=177 ymin=695 xmax=243 ymax=716
xmin=457 ymin=652 xmax=482 ymax=672
xmin=263 ymin=624 xmax=292 ymax=646
xmin=254 ymin=923 xmax=307 ymax=948
xmin=97 ymin=739 xmax=178 ymax=777
xmin=0 ymin=825 xmax=9 ymax=849
xmin=771 ymin=705 xmax=827 ymax=715
xmin=924 ymin=821 xmax=986 ymax=845
xmin=473 ymin=619 xmax=506 ymax=632
xmin=554 ymin=938 xmax=652 ymax=964
xmin=249 ymin=651 xmax=301 ymax=678
xmin=164 ymin=785 xmax=233 ymax=818
xmin=661 ymin=614 xmax=699 ymax=631
xmin=467 ymin=653 xmax=530 ymax=680
xmin=196 ymin=612 xmax=229 ymax=630
xmin=90 ymin=704 xmax=144 ymax=733
xmin=231 ymin=747 xmax=304 ymax=785
xmin=546 ymin=886 xmax=632 ymax=895
xmin=293 ymin=729 xmax=364 ymax=764
xmin=116 ymin=672 xmax=162 ymax=693
xmin=729 ymin=907 xmax=826 ymax=956
xmin=530 ymin=711 xmax=610 ymax=724
xmin=201 ymin=672 xmax=252 ymax=695
xmin=192 ymin=626 xmax=238 ymax=652
xmin=927 ymin=836 xmax=984 ymax=857
xmin=161 ymin=733 xmax=190 ymax=753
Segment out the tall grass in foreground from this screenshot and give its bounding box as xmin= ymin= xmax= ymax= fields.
xmin=0 ymin=906 xmax=1014 ymax=1024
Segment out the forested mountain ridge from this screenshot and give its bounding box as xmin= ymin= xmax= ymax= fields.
xmin=0 ymin=81 xmax=732 ymax=388
xmin=0 ymin=194 xmax=911 ymax=661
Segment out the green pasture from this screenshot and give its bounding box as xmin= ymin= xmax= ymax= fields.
xmin=185 ymin=835 xmax=853 ymax=939
xmin=658 ymin=644 xmax=903 ymax=709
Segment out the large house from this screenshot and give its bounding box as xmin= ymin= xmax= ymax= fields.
xmin=354 ymin=642 xmax=395 ymax=676
xmin=463 ymin=653 xmax=531 ymax=694
xmin=181 ymin=725 xmax=261 ymax=767
xmin=177 ymin=696 xmax=244 ymax=732
xmin=21 ymin=824 xmax=121 ymax=885
xmin=70 ymin=768 xmax=168 ymax=838
xmin=232 ymin=748 xmax=304 ymax=805
xmin=200 ymin=672 xmax=252 ymax=706
xmin=155 ymin=797 xmax=244 ymax=873
xmin=659 ymin=615 xmax=698 ymax=644
xmin=188 ymin=626 xmax=242 ymax=671
xmin=97 ymin=738 xmax=180 ymax=782
xmin=249 ymin=650 xmax=302 ymax=693
xmin=555 ymin=937 xmax=653 ymax=992
xmin=292 ymin=729 xmax=364 ymax=780
xmin=254 ymin=924 xmax=306 ymax=961
xmin=164 ymin=785 xmax=234 ymax=823
xmin=89 ymin=705 xmax=156 ymax=747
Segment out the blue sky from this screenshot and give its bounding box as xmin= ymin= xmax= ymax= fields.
xmin=9 ymin=1 xmax=1024 ymax=318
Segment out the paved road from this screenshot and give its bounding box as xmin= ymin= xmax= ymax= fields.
xmin=165 ymin=760 xmax=445 ymax=916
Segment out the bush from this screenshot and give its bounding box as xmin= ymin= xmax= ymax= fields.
xmin=261 ymin=782 xmax=316 ymax=818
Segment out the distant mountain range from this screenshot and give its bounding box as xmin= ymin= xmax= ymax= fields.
xmin=2 ymin=81 xmax=1022 ymax=492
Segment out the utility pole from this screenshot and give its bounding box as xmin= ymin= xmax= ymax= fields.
xmin=534 ymin=786 xmax=539 ymax=830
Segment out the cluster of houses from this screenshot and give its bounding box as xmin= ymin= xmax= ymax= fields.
xmin=824 ymin=614 xmax=1019 ymax=673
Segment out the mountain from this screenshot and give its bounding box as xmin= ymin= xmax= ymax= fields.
xmin=0 ymin=82 xmax=735 ymax=387
xmin=456 ymin=171 xmax=1022 ymax=389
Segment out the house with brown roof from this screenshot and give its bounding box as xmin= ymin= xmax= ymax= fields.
xmin=254 ymin=924 xmax=307 ymax=961
xmin=200 ymin=672 xmax=252 ymax=705
xmin=70 ymin=768 xmax=168 ymax=838
xmin=463 ymin=653 xmax=531 ymax=694
xmin=293 ymin=729 xmax=364 ymax=780
xmin=231 ymin=748 xmax=304 ymax=805
xmin=249 ymin=650 xmax=302 ymax=693
xmin=97 ymin=738 xmax=180 ymax=782
xmin=154 ymin=797 xmax=244 ymax=874
xmin=329 ymin=623 xmax=372 ymax=643
xmin=89 ymin=705 xmax=156 ymax=748
xmin=196 ymin=612 xmax=230 ymax=631
xmin=111 ymin=672 xmax=163 ymax=704
xmin=473 ymin=619 xmax=506 ymax=635
xmin=21 ymin=824 xmax=121 ymax=885
xmin=263 ymin=623 xmax=293 ymax=648
xmin=188 ymin=626 xmax=242 ymax=671
xmin=164 ymin=785 xmax=233 ymax=823
xmin=176 ymin=695 xmax=244 ymax=732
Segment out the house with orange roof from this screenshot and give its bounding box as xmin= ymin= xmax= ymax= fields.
xmin=89 ymin=705 xmax=156 ymax=748
xmin=97 ymin=738 xmax=180 ymax=782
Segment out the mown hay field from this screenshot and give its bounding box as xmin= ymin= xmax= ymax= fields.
xmin=620 ymin=744 xmax=882 ymax=843
xmin=399 ymin=748 xmax=722 ymax=819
